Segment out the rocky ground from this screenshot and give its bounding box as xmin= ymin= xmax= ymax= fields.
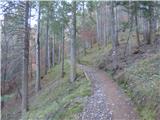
xmin=81 ymin=68 xmax=112 ymax=120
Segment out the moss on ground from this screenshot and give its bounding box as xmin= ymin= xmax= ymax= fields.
xmin=79 ymin=43 xmax=112 ymax=66
xmin=25 ymin=61 xmax=91 ymax=120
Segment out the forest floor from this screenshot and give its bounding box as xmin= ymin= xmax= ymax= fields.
xmin=79 ymin=64 xmax=139 ymax=120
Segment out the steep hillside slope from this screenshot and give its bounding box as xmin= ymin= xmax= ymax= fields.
xmin=25 ymin=62 xmax=92 ymax=120
xmin=79 ymin=43 xmax=160 ymax=120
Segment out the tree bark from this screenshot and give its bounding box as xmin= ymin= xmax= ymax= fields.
xmin=103 ymin=3 xmax=106 ymax=46
xmin=0 ymin=21 xmax=3 ymax=108
xmin=143 ymin=17 xmax=149 ymax=43
xmin=61 ymin=25 xmax=65 ymax=77
xmin=82 ymin=1 xmax=86 ymax=56
xmin=110 ymin=1 xmax=118 ymax=70
xmin=52 ymin=32 xmax=55 ymax=66
xmin=96 ymin=4 xmax=99 ymax=45
xmin=115 ymin=5 xmax=119 ymax=46
xmin=45 ymin=6 xmax=50 ymax=74
xmin=128 ymin=1 xmax=133 ymax=55
xmin=135 ymin=2 xmax=140 ymax=47
xmin=47 ymin=8 xmax=51 ymax=69
xmin=104 ymin=3 xmax=107 ymax=46
xmin=148 ymin=3 xmax=154 ymax=44
xmin=22 ymin=1 xmax=29 ymax=115
xmin=70 ymin=1 xmax=77 ymax=82
xmin=1 ymin=15 xmax=8 ymax=108
xmin=35 ymin=2 xmax=41 ymax=92
xmin=58 ymin=41 xmax=61 ymax=64
xmin=100 ymin=3 xmax=103 ymax=45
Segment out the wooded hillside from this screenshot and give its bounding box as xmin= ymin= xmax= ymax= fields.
xmin=1 ymin=1 xmax=160 ymax=120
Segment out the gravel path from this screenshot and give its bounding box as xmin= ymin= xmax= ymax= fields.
xmin=79 ymin=65 xmax=139 ymax=120
xmin=80 ymin=66 xmax=112 ymax=120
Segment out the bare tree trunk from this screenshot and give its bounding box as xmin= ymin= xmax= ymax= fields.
xmin=28 ymin=5 xmax=32 ymax=82
xmin=48 ymin=39 xmax=51 ymax=69
xmin=82 ymin=1 xmax=86 ymax=56
xmin=70 ymin=1 xmax=76 ymax=82
xmin=135 ymin=2 xmax=140 ymax=47
xmin=96 ymin=4 xmax=99 ymax=46
xmin=99 ymin=4 xmax=102 ymax=46
xmin=128 ymin=1 xmax=132 ymax=55
xmin=1 ymin=16 xmax=8 ymax=108
xmin=47 ymin=10 xmax=51 ymax=69
xmin=52 ymin=32 xmax=55 ymax=66
xmin=91 ymin=36 xmax=93 ymax=48
xmin=103 ymin=4 xmax=105 ymax=46
xmin=100 ymin=3 xmax=103 ymax=45
xmin=58 ymin=41 xmax=61 ymax=64
xmin=61 ymin=25 xmax=64 ymax=77
xmin=97 ymin=7 xmax=101 ymax=48
xmin=0 ymin=21 xmax=3 ymax=108
xmin=115 ymin=5 xmax=119 ymax=46
xmin=22 ymin=1 xmax=29 ymax=115
xmin=143 ymin=17 xmax=149 ymax=43
xmin=35 ymin=2 xmax=41 ymax=92
xmin=107 ymin=5 xmax=111 ymax=45
xmin=148 ymin=6 xmax=152 ymax=44
xmin=104 ymin=3 xmax=107 ymax=46
xmin=110 ymin=1 xmax=118 ymax=70
xmin=45 ymin=6 xmax=49 ymax=74
xmin=148 ymin=3 xmax=154 ymax=44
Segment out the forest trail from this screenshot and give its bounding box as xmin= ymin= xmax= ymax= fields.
xmin=79 ymin=64 xmax=139 ymax=120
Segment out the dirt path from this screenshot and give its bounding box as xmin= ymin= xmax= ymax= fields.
xmin=80 ymin=65 xmax=139 ymax=120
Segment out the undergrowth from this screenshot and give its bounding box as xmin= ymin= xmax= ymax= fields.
xmin=118 ymin=54 xmax=160 ymax=120
xmin=25 ymin=61 xmax=91 ymax=120
xmin=79 ymin=43 xmax=112 ymax=66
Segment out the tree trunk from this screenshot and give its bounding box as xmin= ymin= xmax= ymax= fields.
xmin=128 ymin=1 xmax=132 ymax=55
xmin=148 ymin=6 xmax=152 ymax=44
xmin=115 ymin=5 xmax=119 ymax=46
xmin=96 ymin=4 xmax=99 ymax=45
xmin=45 ymin=6 xmax=49 ymax=74
xmin=70 ymin=1 xmax=76 ymax=82
xmin=135 ymin=2 xmax=140 ymax=47
xmin=22 ymin=1 xmax=29 ymax=115
xmin=143 ymin=17 xmax=149 ymax=43
xmin=47 ymin=9 xmax=51 ymax=69
xmin=97 ymin=7 xmax=101 ymax=48
xmin=35 ymin=2 xmax=41 ymax=92
xmin=0 ymin=21 xmax=4 ymax=108
xmin=82 ymin=1 xmax=86 ymax=56
xmin=1 ymin=16 xmax=8 ymax=108
xmin=28 ymin=5 xmax=32 ymax=81
xmin=52 ymin=32 xmax=55 ymax=66
xmin=148 ymin=3 xmax=154 ymax=44
xmin=110 ymin=1 xmax=118 ymax=70
xmin=61 ymin=25 xmax=65 ymax=77
xmin=103 ymin=4 xmax=106 ymax=46
xmin=104 ymin=3 xmax=107 ymax=46
xmin=58 ymin=41 xmax=61 ymax=64
xmin=100 ymin=3 xmax=103 ymax=45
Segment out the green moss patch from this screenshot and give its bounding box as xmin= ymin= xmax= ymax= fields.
xmin=25 ymin=61 xmax=91 ymax=120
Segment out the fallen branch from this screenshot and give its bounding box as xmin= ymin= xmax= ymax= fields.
xmin=84 ymin=71 xmax=90 ymax=81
